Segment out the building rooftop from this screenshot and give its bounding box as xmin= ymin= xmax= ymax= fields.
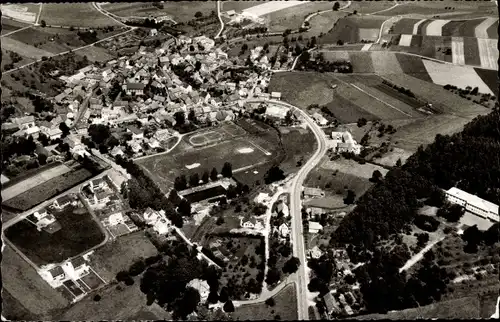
xmin=446 ymin=187 xmax=498 ymax=214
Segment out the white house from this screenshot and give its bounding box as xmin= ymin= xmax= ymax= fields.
xmin=240 ymin=218 xmax=264 ymax=230
xmin=187 ymin=279 xmax=211 ymax=302
xmin=265 ymin=104 xmax=289 ymax=119
xmin=143 ymin=208 xmax=172 ymax=235
xmin=309 ymin=245 xmax=323 ymax=259
xmin=331 ymin=131 xmax=361 ymax=155
xmin=445 ymin=187 xmax=499 ymax=222
xmin=53 ymin=194 xmax=75 ymax=209
xmin=312 ymin=112 xmax=329 ymax=126
xmin=309 ymin=221 xmax=323 ymax=234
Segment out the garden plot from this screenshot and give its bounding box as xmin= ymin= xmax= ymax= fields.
xmin=399 ymin=34 xmax=413 ymax=46
xmin=451 ymin=37 xmax=465 ymax=65
xmin=371 ymin=52 xmax=404 ymax=75
xmin=243 ymin=1 xmax=307 ymax=17
xmin=425 ymin=19 xmax=449 ymax=36
xmin=477 ymin=38 xmax=498 ymax=70
xmin=422 ymin=61 xmax=494 ymax=95
xmin=475 ymin=18 xmax=498 ymax=39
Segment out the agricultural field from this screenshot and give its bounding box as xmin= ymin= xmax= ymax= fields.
xmin=262 ymin=1 xmax=333 ymax=33
xmin=75 ymin=45 xmax=116 ymax=62
xmin=324 ymin=91 xmax=379 ymax=124
xmin=392 ymin=18 xmax=494 ymax=38
xmin=474 ymin=68 xmax=499 ymax=96
xmin=1 ymin=17 xmax=31 ymax=35
xmin=302 ymin=11 xmax=349 ymax=39
xmin=39 ymin=3 xmax=120 ymax=27
xmin=2 ymin=244 xmax=69 ymax=320
xmin=231 ymin=283 xmax=298 ymax=321
xmin=375 ymin=1 xmax=497 ymax=18
xmin=87 ymin=231 xmax=158 ymax=282
xmin=1 ymin=163 xmax=72 ymax=201
xmin=5 ymin=202 xmax=106 ymax=266
xmin=103 ymin=1 xmax=216 ymax=23
xmin=137 ymin=122 xmax=278 ymax=190
xmin=2 ymin=167 xmax=94 ymax=211
xmin=422 ymin=60 xmax=495 ymax=95
xmin=394 ymin=53 xmax=433 ymax=82
xmin=319 ymin=16 xmax=386 ymax=44
xmin=1 ymin=36 xmax=53 ymax=59
xmin=1 ymin=4 xmax=39 ymax=23
xmin=221 ymin=1 xmax=261 ymax=12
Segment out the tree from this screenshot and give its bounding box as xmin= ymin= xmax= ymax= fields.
xmin=59 ymin=122 xmax=70 ymax=137
xmin=195 ymin=11 xmax=203 ymax=19
xmin=40 ymin=20 xmax=46 ymax=27
xmin=357 ymin=117 xmax=367 ymax=127
xmin=210 ymin=167 xmax=218 ymax=181
xmin=174 ymin=175 xmax=188 ymax=191
xmin=241 ymin=43 xmax=248 ymax=53
xmin=265 ymin=297 xmax=276 ymax=307
xmin=174 ymin=111 xmax=185 ymax=125
xmin=370 ymin=170 xmax=383 ymax=183
xmin=201 ymin=171 xmax=210 ymax=184
xmin=344 ymin=190 xmax=356 ymax=205
xmin=38 ymin=153 xmax=48 ymax=165
xmin=437 ymin=204 xmax=465 ymax=222
xmin=88 ymin=124 xmax=111 ymax=145
xmin=178 ymin=199 xmax=192 ymax=217
xmin=395 ymin=158 xmax=402 ymax=167
xmin=426 ymin=187 xmax=445 ymax=207
xmin=471 ymin=87 xmax=479 ymax=95
xmin=189 ymin=173 xmax=200 ymax=187
xmin=93 ymin=294 xmax=101 ymax=301
xmin=283 ymin=257 xmax=300 ymax=274
xmin=417 ymin=232 xmax=429 ymax=247
xmin=264 ymin=165 xmax=285 ymax=184
xmin=188 ymin=109 xmax=196 ymax=123
xmin=219 ymin=287 xmax=229 ymax=303
xmin=223 ymin=300 xmax=235 ymax=312
xmin=221 ymin=162 xmax=233 ymax=178
xmin=129 ymin=259 xmax=146 ymax=276
xmin=207 ymin=291 xmax=219 ymax=304
xmin=333 ymin=2 xmax=340 ymax=11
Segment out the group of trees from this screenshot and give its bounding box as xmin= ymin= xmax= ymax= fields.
xmin=381 ymin=79 xmax=416 ymax=98
xmin=296 ymin=51 xmax=353 ymax=73
xmin=173 ymin=163 xmax=233 ymax=191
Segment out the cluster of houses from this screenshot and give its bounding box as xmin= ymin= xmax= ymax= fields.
xmin=33 ymin=33 xmax=279 ymax=160
xmin=323 ymin=290 xmax=357 ymax=317
xmin=330 ymin=131 xmax=362 ymax=155
xmin=39 ymin=255 xmax=106 ymax=302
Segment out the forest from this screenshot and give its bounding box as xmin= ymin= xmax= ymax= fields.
xmin=331 ymin=108 xmax=500 ymax=249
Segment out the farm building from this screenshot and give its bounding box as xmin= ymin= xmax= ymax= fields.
xmin=445 ymin=187 xmax=499 ymax=222
xmin=331 ymin=131 xmax=362 ymax=155
xmin=265 ymin=104 xmax=289 ymax=119
xmin=303 ymin=187 xmax=325 ymax=198
xmin=312 ymin=112 xmax=328 ymax=126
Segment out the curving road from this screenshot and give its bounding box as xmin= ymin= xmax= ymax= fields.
xmin=247 ymin=98 xmax=328 ymax=320
xmin=215 ymin=0 xmax=224 ymax=39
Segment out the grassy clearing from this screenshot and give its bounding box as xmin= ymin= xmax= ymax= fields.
xmin=75 ymin=45 xmax=116 ymax=62
xmin=0 ymin=17 xmax=31 ymax=35
xmin=320 ymin=16 xmax=386 ymax=44
xmin=221 ymin=1 xmax=261 ymax=12
xmin=40 ymin=3 xmax=120 ymax=27
xmin=2 ymin=245 xmax=69 ymax=319
xmin=303 ymin=11 xmax=349 ymax=38
xmin=88 ymin=230 xmax=158 ymax=282
xmin=5 ymin=203 xmax=105 ymax=266
xmin=2 ymin=289 xmax=38 ymax=321
xmin=232 ymin=283 xmax=298 ymax=321
xmin=55 ymin=278 xmax=170 ymax=320
xmin=2 ymin=167 xmax=93 ymax=211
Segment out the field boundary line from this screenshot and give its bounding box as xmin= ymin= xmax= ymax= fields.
xmin=248 ymin=140 xmax=272 ymax=156
xmin=35 ymin=3 xmax=43 ymax=26
xmin=349 ymin=83 xmax=413 ymax=118
xmin=0 ymin=25 xmax=32 ymax=38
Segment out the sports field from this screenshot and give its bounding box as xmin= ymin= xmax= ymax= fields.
xmin=2 ymin=164 xmax=72 ymax=201
xmin=137 ymin=122 xmax=277 ymax=190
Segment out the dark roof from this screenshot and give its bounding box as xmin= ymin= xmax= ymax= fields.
xmin=127 ymin=83 xmax=145 ymax=90
xmin=71 ymin=256 xmax=86 ymax=269
xmin=127 ymin=125 xmax=143 ymax=135
xmin=49 ymin=265 xmax=65 ymax=278
xmin=56 ymin=194 xmax=73 ymax=206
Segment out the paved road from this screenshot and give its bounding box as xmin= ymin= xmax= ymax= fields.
xmin=92 ymin=2 xmax=129 ymax=27
xmin=247 ymin=98 xmax=328 ymax=320
xmin=215 ymin=0 xmax=224 ymax=39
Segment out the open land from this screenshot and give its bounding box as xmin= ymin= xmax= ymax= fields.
xmin=319 ymin=16 xmax=386 ymax=44
xmin=1 ymin=17 xmax=31 ymax=35
xmin=1 ymin=245 xmax=69 ymax=319
xmin=55 ymin=277 xmax=170 ymax=321
xmin=232 ymin=283 xmax=298 ymax=321
xmin=103 ymin=1 xmax=216 ymax=23
xmin=39 ymin=3 xmax=120 ymax=27
xmin=2 ymin=167 xmax=94 ymax=211
xmin=87 ymin=230 xmax=159 ymax=282
xmin=5 ymin=203 xmax=105 ymax=266
xmin=262 ymin=2 xmax=333 ymax=33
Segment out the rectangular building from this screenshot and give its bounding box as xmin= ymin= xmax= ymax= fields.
xmin=445 ymin=187 xmax=499 ymax=222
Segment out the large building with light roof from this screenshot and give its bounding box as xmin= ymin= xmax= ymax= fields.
xmin=445 ymin=187 xmax=499 ymax=222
